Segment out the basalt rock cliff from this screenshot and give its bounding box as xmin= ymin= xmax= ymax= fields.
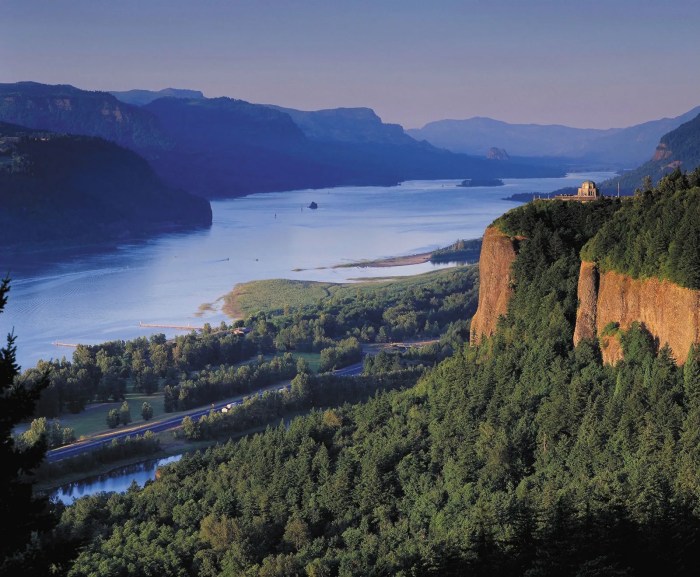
xmin=469 ymin=226 xmax=518 ymax=344
xmin=472 ymin=231 xmax=700 ymax=363
xmin=573 ymin=261 xmax=700 ymax=365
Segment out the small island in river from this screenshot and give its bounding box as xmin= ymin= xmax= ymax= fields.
xmin=458 ymin=178 xmax=504 ymax=187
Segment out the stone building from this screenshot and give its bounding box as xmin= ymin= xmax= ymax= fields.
xmin=554 ymin=180 xmax=600 ymax=202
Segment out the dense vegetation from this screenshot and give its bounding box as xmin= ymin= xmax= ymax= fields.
xmin=582 ymin=167 xmax=700 ymax=288
xmin=31 ymin=197 xmax=700 ymax=576
xmin=0 ymin=278 xmax=54 ymax=572
xmin=17 ymin=267 xmax=477 ymax=445
xmin=0 ymin=127 xmax=211 ymax=249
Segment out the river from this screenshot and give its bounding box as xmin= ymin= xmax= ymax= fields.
xmin=4 ymin=173 xmax=612 ymax=370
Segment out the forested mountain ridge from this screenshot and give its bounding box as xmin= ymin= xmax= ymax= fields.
xmin=0 ymin=122 xmax=211 ymax=250
xmin=41 ymin=182 xmax=700 ymax=576
xmin=0 ymin=82 xmax=171 ymax=151
xmin=142 ymin=96 xmax=564 ymax=198
xmin=472 ymin=170 xmax=700 ymax=366
xmin=603 ymin=112 xmax=700 ymax=193
xmin=583 ymin=168 xmax=700 ymax=288
xmin=574 ymin=168 xmax=700 ymax=364
xmin=0 ymin=82 xmax=564 ymax=199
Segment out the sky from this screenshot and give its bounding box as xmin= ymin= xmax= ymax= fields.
xmin=2 ymin=0 xmax=700 ymax=129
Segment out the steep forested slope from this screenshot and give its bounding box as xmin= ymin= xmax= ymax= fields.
xmin=583 ymin=167 xmax=700 ymax=288
xmin=0 ymin=125 xmax=211 ymax=249
xmin=604 ymin=113 xmax=700 ymax=193
xmin=0 ymin=82 xmax=169 ymax=151
xmin=43 ymin=194 xmax=700 ymax=576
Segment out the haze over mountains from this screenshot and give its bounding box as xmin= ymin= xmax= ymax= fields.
xmin=408 ymin=108 xmax=700 ymax=169
xmin=602 ymin=111 xmax=700 ymax=193
xmin=3 ymin=80 xmax=700 ymax=253
xmin=0 ymin=82 xmax=563 ymax=201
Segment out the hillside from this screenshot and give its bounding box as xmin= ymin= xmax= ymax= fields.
xmin=0 ymin=82 xmax=170 ymax=151
xmin=0 ymin=82 xmax=564 ymax=200
xmin=583 ymin=167 xmax=700 ymax=288
xmin=474 ymin=169 xmax=700 ymax=366
xmin=144 ymin=97 xmax=565 ymax=198
xmin=267 ymin=105 xmax=416 ymax=145
xmin=0 ymin=123 xmax=211 ymax=251
xmin=33 ymin=175 xmax=700 ymax=576
xmin=603 ymin=112 xmax=700 ymax=193
xmin=409 ymin=107 xmax=700 ymax=169
xmin=573 ymin=169 xmax=700 ymax=363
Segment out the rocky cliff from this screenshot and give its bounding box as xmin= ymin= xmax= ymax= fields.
xmin=470 ymin=226 xmax=518 ymax=344
xmin=573 ymin=261 xmax=700 ymax=364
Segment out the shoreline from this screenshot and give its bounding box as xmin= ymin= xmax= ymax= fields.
xmin=291 ymin=250 xmax=434 ymax=273
xmin=332 ymin=251 xmax=434 ymax=269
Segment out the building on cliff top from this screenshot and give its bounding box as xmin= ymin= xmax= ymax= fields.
xmin=554 ymin=180 xmax=600 ymax=202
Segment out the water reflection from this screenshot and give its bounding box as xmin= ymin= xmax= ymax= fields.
xmin=7 ymin=174 xmax=615 ymax=368
xmin=52 ymin=454 xmax=182 ymax=505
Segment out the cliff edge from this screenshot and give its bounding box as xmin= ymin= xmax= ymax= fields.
xmin=573 ymin=261 xmax=700 ymax=364
xmin=470 ymin=226 xmax=518 ymax=344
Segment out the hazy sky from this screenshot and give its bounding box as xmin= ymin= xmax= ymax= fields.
xmin=3 ymin=0 xmax=699 ymax=129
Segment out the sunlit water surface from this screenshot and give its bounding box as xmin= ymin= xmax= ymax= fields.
xmin=4 ymin=174 xmax=612 ymax=369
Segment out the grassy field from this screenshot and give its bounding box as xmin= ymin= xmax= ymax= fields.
xmin=55 ymin=352 xmax=320 ymax=440
xmin=222 ymin=266 xmax=474 ymax=319
xmin=58 ymin=392 xmax=166 ymax=439
xmin=223 ymin=279 xmax=335 ymax=317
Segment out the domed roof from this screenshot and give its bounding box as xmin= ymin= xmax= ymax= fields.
xmin=581 ymin=180 xmax=596 ymax=189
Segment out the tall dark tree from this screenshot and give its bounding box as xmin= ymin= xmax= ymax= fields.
xmin=0 ymin=278 xmax=54 ymax=570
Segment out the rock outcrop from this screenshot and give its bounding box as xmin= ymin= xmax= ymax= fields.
xmin=573 ymin=261 xmax=700 ymax=364
xmin=573 ymin=261 xmax=599 ymax=344
xmin=470 ymin=226 xmax=518 ymax=344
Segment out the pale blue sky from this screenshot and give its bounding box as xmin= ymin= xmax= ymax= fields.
xmin=2 ymin=0 xmax=699 ymax=128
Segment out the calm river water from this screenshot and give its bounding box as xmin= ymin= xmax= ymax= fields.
xmin=52 ymin=455 xmax=182 ymax=505
xmin=4 ymin=173 xmax=612 ymax=370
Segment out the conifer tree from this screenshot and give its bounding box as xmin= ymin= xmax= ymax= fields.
xmin=0 ymin=278 xmax=53 ymax=569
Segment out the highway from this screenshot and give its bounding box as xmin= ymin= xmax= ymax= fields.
xmin=46 ymin=383 xmax=288 ymax=463
xmin=47 ymin=353 xmax=384 ymax=463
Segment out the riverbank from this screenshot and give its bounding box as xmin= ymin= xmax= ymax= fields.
xmin=291 ymin=250 xmax=435 ymax=272
xmin=220 ymin=266 xmax=474 ymax=319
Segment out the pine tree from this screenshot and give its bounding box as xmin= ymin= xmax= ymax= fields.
xmin=0 ymin=278 xmax=54 ymax=569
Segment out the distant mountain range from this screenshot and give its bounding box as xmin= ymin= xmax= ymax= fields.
xmin=267 ymin=105 xmax=416 ymax=145
xmin=408 ymin=108 xmax=700 ymax=169
xmin=109 ymin=88 xmax=205 ymax=106
xmin=4 ymin=80 xmax=700 ymax=255
xmin=601 ymin=111 xmax=700 ymax=193
xmin=0 ymin=121 xmax=211 ymax=252
xmin=0 ymin=82 xmax=563 ymax=199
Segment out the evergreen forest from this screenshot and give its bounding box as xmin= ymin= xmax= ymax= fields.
xmin=582 ymin=167 xmax=700 ymax=288
xmin=7 ymin=176 xmax=700 ymax=576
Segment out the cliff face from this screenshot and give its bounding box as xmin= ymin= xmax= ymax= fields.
xmin=470 ymin=226 xmax=518 ymax=344
xmin=573 ymin=261 xmax=599 ymax=344
xmin=573 ymin=261 xmax=700 ymax=364
xmin=0 ymin=82 xmax=170 ymax=151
